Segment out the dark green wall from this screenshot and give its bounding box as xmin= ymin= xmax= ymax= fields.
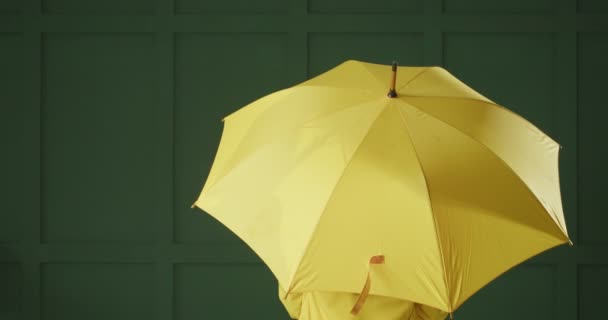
xmin=1 ymin=0 xmax=607 ymax=319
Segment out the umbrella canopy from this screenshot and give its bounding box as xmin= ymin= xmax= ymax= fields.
xmin=192 ymin=60 xmax=571 ymax=319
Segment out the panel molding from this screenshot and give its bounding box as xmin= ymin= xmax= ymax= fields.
xmin=22 ymin=26 xmax=42 ymax=320
xmin=41 ymin=0 xmax=155 ymax=15
xmin=0 ymin=32 xmax=25 ymax=245
xmin=578 ymin=264 xmax=608 ymax=320
xmin=3 ymin=14 xmax=608 ymax=33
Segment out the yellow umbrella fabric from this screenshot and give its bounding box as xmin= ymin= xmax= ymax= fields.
xmin=192 ymin=60 xmax=571 ymax=319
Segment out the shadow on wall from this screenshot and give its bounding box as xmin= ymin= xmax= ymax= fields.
xmin=0 ymin=246 xmax=22 ymax=320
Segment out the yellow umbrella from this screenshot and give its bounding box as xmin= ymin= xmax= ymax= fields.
xmin=192 ymin=60 xmax=571 ymax=320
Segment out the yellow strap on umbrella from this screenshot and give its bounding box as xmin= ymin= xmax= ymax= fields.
xmin=350 ymin=255 xmax=385 ymax=315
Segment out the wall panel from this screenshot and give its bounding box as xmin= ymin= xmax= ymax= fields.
xmin=579 ymin=265 xmax=608 ymax=320
xmin=174 ymin=263 xmax=285 ymax=319
xmin=41 ymin=263 xmax=155 ymax=320
xmin=42 ymin=0 xmax=154 ymax=14
xmin=0 ymin=0 xmax=21 ymax=14
xmin=40 ymin=33 xmax=164 ymax=244
xmin=0 ymin=33 xmax=24 ymax=244
xmin=443 ymin=0 xmax=553 ymax=14
xmin=0 ymin=263 xmax=22 ymax=320
xmin=175 ymin=0 xmax=287 ymax=14
xmin=577 ymin=0 xmax=608 ymax=13
xmin=309 ymin=0 xmax=422 ymax=14
xmin=0 ymin=0 xmax=605 ymax=319
xmin=577 ymin=32 xmax=608 ymax=246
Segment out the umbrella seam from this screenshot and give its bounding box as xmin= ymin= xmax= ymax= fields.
xmin=398 ymin=95 xmax=561 ymax=147
xmin=397 ymin=68 xmax=432 ymax=92
xmin=283 ymin=102 xmax=388 ymax=297
xmin=399 ymin=99 xmax=570 ymax=243
xmin=357 ymin=61 xmax=395 ymax=90
xmin=396 ymin=67 xmax=495 ymax=105
xmin=203 ymin=88 xmax=378 ymax=193
xmin=394 ymin=103 xmax=453 ymax=312
xmin=204 ymin=88 xmax=299 ymax=194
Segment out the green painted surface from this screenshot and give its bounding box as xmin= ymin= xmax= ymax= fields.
xmin=174 ymin=264 xmax=284 ymax=319
xmin=577 ymin=0 xmax=608 ymax=13
xmin=579 ymin=265 xmax=608 ymax=320
xmin=443 ymin=0 xmax=554 ymax=13
xmin=42 ymin=0 xmax=154 ymax=14
xmin=0 ymin=0 xmax=606 ymax=319
xmin=308 ymin=33 xmax=424 ymax=76
xmin=41 ymin=263 xmax=155 ymax=320
xmin=308 ymin=0 xmax=422 ymax=13
xmin=41 ymin=33 xmax=163 ymax=244
xmin=175 ymin=0 xmax=287 ymax=13
xmin=578 ymin=32 xmax=608 ymax=246
xmin=0 ymin=33 xmax=24 ymax=244
xmin=0 ymin=263 xmax=22 ymax=320
xmin=0 ymin=0 xmax=21 ymax=13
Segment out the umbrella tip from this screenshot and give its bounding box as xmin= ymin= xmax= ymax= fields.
xmin=387 ymin=61 xmax=398 ymax=98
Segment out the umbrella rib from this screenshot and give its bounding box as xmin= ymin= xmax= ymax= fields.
xmin=202 ymin=88 xmax=299 ymax=192
xmin=282 ymin=102 xmax=388 ymax=297
xmin=401 ymin=94 xmax=494 ymax=106
xmin=400 ymin=99 xmax=570 ymax=243
xmin=394 ymin=104 xmax=453 ymax=312
xmin=205 ymin=89 xmax=379 ymax=193
xmin=396 ymin=68 xmax=432 ymax=91
xmin=358 ymin=61 xmax=396 ymax=89
xmin=399 ymin=95 xmax=560 ymax=147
